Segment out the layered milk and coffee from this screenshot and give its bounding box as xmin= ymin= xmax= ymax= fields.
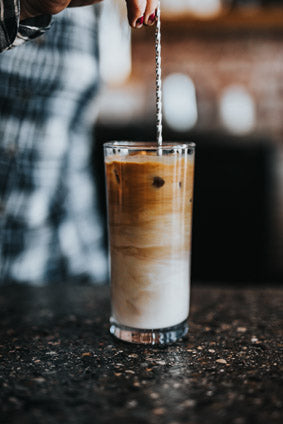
xmin=105 ymin=150 xmax=194 ymax=330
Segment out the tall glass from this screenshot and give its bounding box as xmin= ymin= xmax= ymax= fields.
xmin=104 ymin=142 xmax=195 ymax=344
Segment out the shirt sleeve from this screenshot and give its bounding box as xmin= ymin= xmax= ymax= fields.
xmin=0 ymin=0 xmax=52 ymax=52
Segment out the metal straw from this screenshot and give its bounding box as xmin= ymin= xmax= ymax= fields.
xmin=155 ymin=1 xmax=163 ymax=153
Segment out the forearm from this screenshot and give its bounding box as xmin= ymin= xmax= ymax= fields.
xmin=20 ymin=0 xmax=104 ymax=21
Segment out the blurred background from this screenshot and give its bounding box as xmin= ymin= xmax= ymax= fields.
xmin=94 ymin=0 xmax=283 ymax=285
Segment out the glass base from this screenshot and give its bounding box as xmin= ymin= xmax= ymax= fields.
xmin=109 ymin=318 xmax=188 ymax=345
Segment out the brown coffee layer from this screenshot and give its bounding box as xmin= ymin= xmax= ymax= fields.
xmin=106 ymin=154 xmax=194 ymax=219
xmin=106 ymin=154 xmax=194 ymax=258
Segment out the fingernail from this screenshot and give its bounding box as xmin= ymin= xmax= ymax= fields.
xmin=146 ymin=13 xmax=156 ymax=26
xmin=136 ymin=16 xmax=144 ymax=27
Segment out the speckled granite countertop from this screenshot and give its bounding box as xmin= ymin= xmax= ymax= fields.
xmin=0 ymin=284 xmax=282 ymax=424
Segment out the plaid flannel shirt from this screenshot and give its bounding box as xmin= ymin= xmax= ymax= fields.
xmin=0 ymin=5 xmax=108 ymax=284
xmin=0 ymin=0 xmax=52 ymax=51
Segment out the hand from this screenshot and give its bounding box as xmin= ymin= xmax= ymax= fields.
xmin=68 ymin=0 xmax=103 ymax=7
xmin=125 ymin=0 xmax=158 ymax=28
xmin=70 ymin=1 xmax=159 ymax=29
xmin=20 ymin=0 xmax=158 ymax=29
xmin=20 ymin=0 xmax=103 ymax=20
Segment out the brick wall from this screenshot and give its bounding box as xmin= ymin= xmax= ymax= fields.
xmin=132 ymin=30 xmax=283 ymax=144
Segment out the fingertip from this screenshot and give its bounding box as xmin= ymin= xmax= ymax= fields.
xmin=144 ymin=12 xmax=156 ymax=26
xmin=126 ymin=0 xmax=147 ymax=29
xmin=130 ymin=15 xmax=145 ymax=29
xmin=136 ymin=16 xmax=144 ymax=28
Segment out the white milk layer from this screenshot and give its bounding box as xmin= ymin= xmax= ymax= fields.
xmin=111 ymin=253 xmax=190 ymax=329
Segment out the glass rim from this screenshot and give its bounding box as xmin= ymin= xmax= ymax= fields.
xmin=103 ymin=141 xmax=196 ymax=150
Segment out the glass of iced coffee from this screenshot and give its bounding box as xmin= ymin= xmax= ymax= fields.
xmin=104 ymin=142 xmax=195 ymax=344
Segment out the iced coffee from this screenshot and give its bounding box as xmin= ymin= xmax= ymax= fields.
xmin=104 ymin=142 xmax=195 ymax=344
